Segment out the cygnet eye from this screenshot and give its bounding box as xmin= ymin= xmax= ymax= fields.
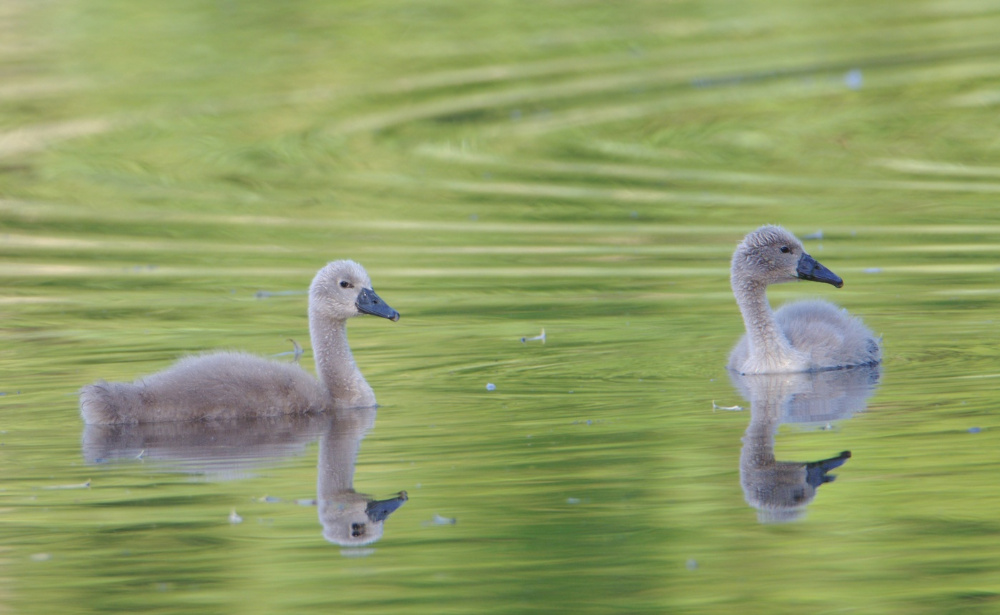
xmin=339 ymin=281 xmax=352 ymax=288
xmin=780 ymin=246 xmax=791 ymax=254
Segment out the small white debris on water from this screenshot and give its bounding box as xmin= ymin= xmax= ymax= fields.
xmin=844 ymin=68 xmax=863 ymax=90
xmin=43 ymin=479 xmax=91 ymax=490
xmin=486 ymin=383 xmax=496 ymax=391
xmin=423 ymin=514 xmax=457 ymax=526
xmin=228 ymin=509 xmax=243 ymax=524
xmin=864 ymin=268 xmax=883 ymax=274
xmin=520 ymin=328 xmax=546 ymax=344
xmin=273 ymin=339 xmax=304 ymax=362
xmin=255 ymin=289 xmax=308 ymax=299
xmin=712 ymin=400 xmax=744 ymax=411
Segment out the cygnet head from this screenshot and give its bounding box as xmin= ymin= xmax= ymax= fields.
xmin=320 ymin=491 xmax=408 ymax=547
xmin=310 ymin=260 xmax=400 ymax=322
xmin=732 ymin=225 xmax=843 ymax=289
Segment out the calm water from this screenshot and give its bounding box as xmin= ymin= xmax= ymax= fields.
xmin=3 ymin=1 xmax=1000 ymax=613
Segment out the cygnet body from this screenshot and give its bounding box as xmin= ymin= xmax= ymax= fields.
xmin=728 ymin=226 xmax=880 ymax=375
xmin=80 ymin=260 xmax=399 ymax=424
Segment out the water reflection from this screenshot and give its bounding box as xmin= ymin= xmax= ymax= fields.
xmin=729 ymin=365 xmax=881 ymax=523
xmin=82 ymin=407 xmax=407 ymax=546
xmin=315 ymin=407 xmax=407 ymax=546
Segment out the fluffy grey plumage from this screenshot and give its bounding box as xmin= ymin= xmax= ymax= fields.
xmin=80 ymin=260 xmax=399 ymax=424
xmin=728 ymin=226 xmax=881 ymax=374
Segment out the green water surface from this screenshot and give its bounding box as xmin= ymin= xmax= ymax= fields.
xmin=3 ymin=1 xmax=1000 ymax=613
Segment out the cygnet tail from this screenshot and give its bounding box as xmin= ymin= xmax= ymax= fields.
xmin=79 ymin=381 xmax=145 ymax=425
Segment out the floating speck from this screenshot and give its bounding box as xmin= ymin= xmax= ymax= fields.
xmin=803 ymin=230 xmax=824 ymax=240
xmin=30 ymin=553 xmax=52 ymax=562
xmin=272 ymin=339 xmax=304 ymax=362
xmin=845 ymin=69 xmax=863 ymax=90
xmin=969 ymin=427 xmax=982 ymax=434
xmin=423 ymin=514 xmax=457 ymax=526
xmin=686 ymin=559 xmax=699 ymax=571
xmin=43 ymin=479 xmax=91 ymax=490
xmin=520 ymin=328 xmax=546 ymax=344
xmin=486 ymin=383 xmax=496 ymax=391
xmin=229 ymin=509 xmax=243 ymax=524
xmin=864 ymin=268 xmax=883 ymax=274
xmin=255 ymin=289 xmax=308 ymax=299
xmin=296 ymin=499 xmax=317 ymax=506
xmin=567 ymin=497 xmax=582 ymax=505
xmin=712 ymin=400 xmax=744 ymax=411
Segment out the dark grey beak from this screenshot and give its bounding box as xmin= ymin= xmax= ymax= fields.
xmin=796 ymin=253 xmax=844 ymax=288
xmin=365 ymin=491 xmax=408 ymax=522
xmin=356 ymin=287 xmax=400 ymax=321
xmin=805 ymin=451 xmax=851 ymax=488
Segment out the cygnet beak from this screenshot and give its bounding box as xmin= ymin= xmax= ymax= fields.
xmin=796 ymin=253 xmax=844 ymax=288
xmin=365 ymin=491 xmax=408 ymax=522
xmin=805 ymin=451 xmax=851 ymax=487
xmin=356 ymin=287 xmax=400 ymax=321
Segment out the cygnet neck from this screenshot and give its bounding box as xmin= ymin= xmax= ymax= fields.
xmin=317 ymin=410 xmax=371 ymax=494
xmin=309 ymin=309 xmax=373 ymax=407
xmin=732 ymin=275 xmax=801 ymax=371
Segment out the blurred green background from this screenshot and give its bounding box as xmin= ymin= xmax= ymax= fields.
xmin=3 ymin=1 xmax=1000 ymax=613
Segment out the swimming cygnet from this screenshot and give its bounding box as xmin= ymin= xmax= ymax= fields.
xmin=728 ymin=226 xmax=880 ymax=374
xmin=80 ymin=260 xmax=399 ymax=424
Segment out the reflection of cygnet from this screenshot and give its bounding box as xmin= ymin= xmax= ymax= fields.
xmin=82 ymin=408 xmax=408 ymax=545
xmin=732 ymin=365 xmax=880 ymax=523
xmin=82 ymin=414 xmax=330 ymax=479
xmin=318 ymin=406 xmax=407 ymax=547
